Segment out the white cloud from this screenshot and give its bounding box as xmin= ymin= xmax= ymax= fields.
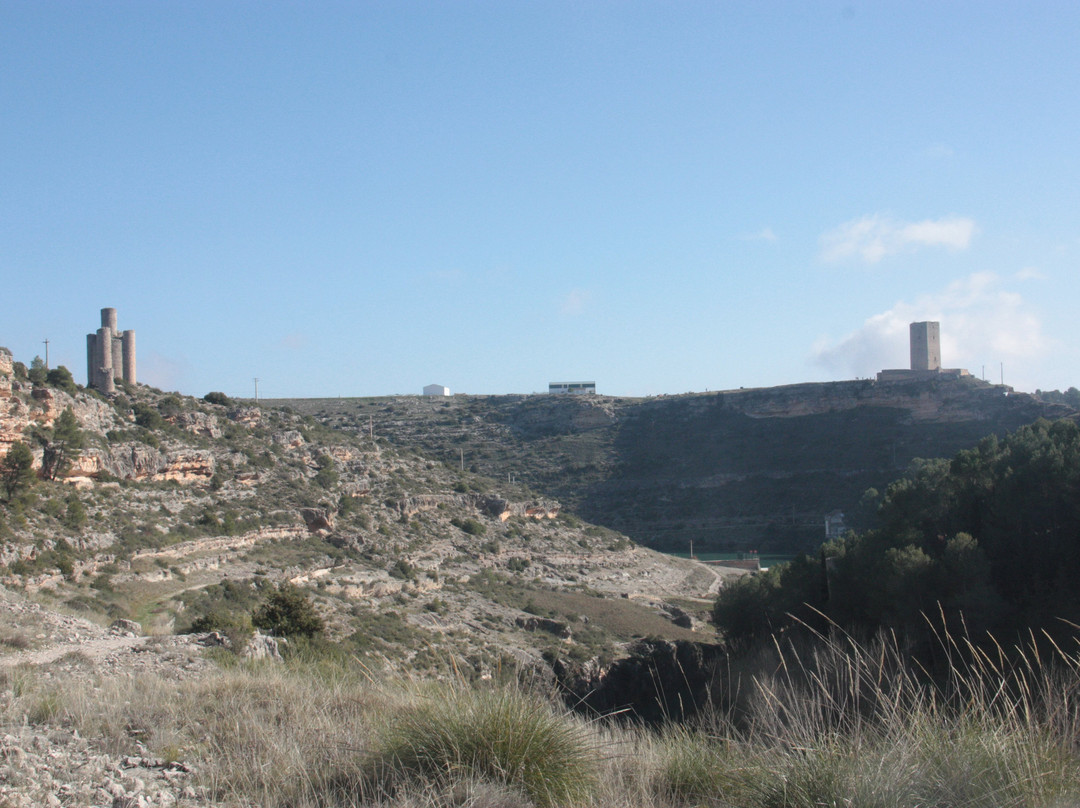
xmin=812 ymin=272 xmax=1050 ymax=379
xmin=819 ymin=214 xmax=977 ymax=264
xmin=560 ymin=288 xmax=590 ymax=315
xmin=1016 ymin=266 xmax=1046 ymax=281
xmin=740 ymin=227 xmax=778 ymax=242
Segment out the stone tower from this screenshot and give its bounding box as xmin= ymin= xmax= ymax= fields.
xmin=909 ymin=321 xmax=941 ymax=372
xmin=86 ymin=307 xmax=136 ymax=393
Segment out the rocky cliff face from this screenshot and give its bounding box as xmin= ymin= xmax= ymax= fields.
xmin=0 ymin=383 xmax=215 ymax=485
xmin=397 ymin=492 xmax=559 ymax=521
xmin=579 ymin=378 xmax=1074 ymax=553
xmin=0 ymin=348 xmax=12 ymax=399
xmin=66 ymin=445 xmax=215 ymax=484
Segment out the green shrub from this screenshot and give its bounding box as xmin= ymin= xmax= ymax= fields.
xmin=159 ymin=395 xmax=184 ymax=419
xmin=27 ymin=356 xmax=47 ymax=385
xmin=389 ymin=558 xmax=416 ymax=581
xmin=132 ymin=402 xmax=164 ymax=430
xmin=1 ymin=441 xmax=35 ymax=502
xmin=252 ymin=583 xmax=325 ymax=638
xmin=63 ymin=496 xmax=87 ymax=530
xmin=188 ymin=609 xmax=254 ymax=642
xmin=313 ymin=455 xmax=338 ymax=489
xmin=367 ymin=686 xmax=596 ymax=807
xmin=46 ymin=366 xmax=78 ymax=396
xmin=452 ymin=517 xmax=487 ymax=536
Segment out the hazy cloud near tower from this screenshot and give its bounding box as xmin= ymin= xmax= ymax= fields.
xmin=812 ymin=273 xmax=1050 ymax=379
xmin=139 ymin=352 xmax=193 ymax=392
xmin=819 ymin=214 xmax=977 ymax=264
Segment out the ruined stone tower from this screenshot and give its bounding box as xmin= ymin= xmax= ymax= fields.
xmin=86 ymin=307 xmax=136 ymax=394
xmin=909 ymin=321 xmax=941 ymax=372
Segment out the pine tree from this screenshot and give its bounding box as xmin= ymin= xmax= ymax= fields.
xmin=41 ymin=407 xmax=84 ymax=481
xmin=1 ymin=442 xmax=36 ymax=502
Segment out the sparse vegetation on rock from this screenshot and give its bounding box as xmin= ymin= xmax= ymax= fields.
xmin=5 ymin=345 xmax=1080 ymax=805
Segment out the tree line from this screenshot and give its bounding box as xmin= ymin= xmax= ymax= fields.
xmin=713 ymin=417 xmax=1080 ymax=649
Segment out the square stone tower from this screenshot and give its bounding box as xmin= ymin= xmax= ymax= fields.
xmin=910 ymin=321 xmax=941 ymax=371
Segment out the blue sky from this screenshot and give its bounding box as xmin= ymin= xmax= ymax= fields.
xmin=2 ymin=2 xmax=1078 ymax=398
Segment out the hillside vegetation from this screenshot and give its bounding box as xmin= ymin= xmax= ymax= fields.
xmin=0 ymin=356 xmax=724 ymax=690
xmin=8 ymin=352 xmax=1080 ymax=806
xmin=273 ymin=376 xmax=1073 ymax=555
xmin=714 ymin=417 xmax=1080 ymax=651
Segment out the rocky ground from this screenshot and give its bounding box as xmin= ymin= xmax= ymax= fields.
xmin=0 ymin=539 xmax=733 ymax=805
xmin=0 ymin=726 xmax=203 ymax=808
xmin=0 ymin=373 xmax=743 ymax=805
xmin=0 ymin=586 xmax=218 ymax=806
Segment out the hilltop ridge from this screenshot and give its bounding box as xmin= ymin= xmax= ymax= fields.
xmin=274 ymin=374 xmax=1075 ymax=554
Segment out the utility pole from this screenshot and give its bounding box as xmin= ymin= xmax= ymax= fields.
xmin=42 ymin=339 xmax=49 ymax=369
xmin=254 ymin=377 xmax=260 ymax=403
xmin=460 ymin=448 xmax=464 ymax=472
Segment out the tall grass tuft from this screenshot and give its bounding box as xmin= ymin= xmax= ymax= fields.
xmin=713 ymin=615 xmax=1080 ymax=808
xmin=365 ymin=684 xmax=597 ymax=807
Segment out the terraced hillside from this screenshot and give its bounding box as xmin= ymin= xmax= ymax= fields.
xmin=0 ymin=363 xmax=728 ymax=687
xmin=272 ymin=375 xmax=1076 ymax=554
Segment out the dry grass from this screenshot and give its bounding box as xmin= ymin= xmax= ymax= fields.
xmin=362 ymin=684 xmax=597 ymax=807
xmin=5 ymin=620 xmax=1080 ymax=807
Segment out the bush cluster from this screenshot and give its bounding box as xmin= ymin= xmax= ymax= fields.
xmin=714 ymin=418 xmax=1080 ymax=648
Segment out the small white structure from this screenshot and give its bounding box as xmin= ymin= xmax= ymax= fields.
xmin=824 ymin=510 xmax=847 ymax=540
xmin=549 ymin=381 xmax=596 ymax=395
xmin=423 ymin=384 xmax=451 ymax=396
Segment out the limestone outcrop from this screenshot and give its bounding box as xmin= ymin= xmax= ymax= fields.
xmin=173 ymin=410 xmax=222 ymax=438
xmin=397 ymin=493 xmax=560 ymax=521
xmin=68 ymin=445 xmax=215 ymax=484
xmin=300 ymin=507 xmax=335 ymax=533
xmin=0 ymin=347 xmax=12 ymax=398
xmin=515 ymin=615 xmax=573 ymax=639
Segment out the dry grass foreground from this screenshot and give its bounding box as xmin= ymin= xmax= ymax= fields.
xmin=5 ymin=618 xmax=1080 ymax=807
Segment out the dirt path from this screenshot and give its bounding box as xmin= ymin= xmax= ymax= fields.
xmin=0 ymin=585 xmax=214 ymax=679
xmin=0 ymin=633 xmax=150 ymax=668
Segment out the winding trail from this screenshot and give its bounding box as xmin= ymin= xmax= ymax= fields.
xmin=0 ymin=633 xmax=151 ymax=668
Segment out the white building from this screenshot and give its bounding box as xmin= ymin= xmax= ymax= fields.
xmin=423 ymin=384 xmax=451 ymax=396
xmin=548 ymin=381 xmax=596 ymax=395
